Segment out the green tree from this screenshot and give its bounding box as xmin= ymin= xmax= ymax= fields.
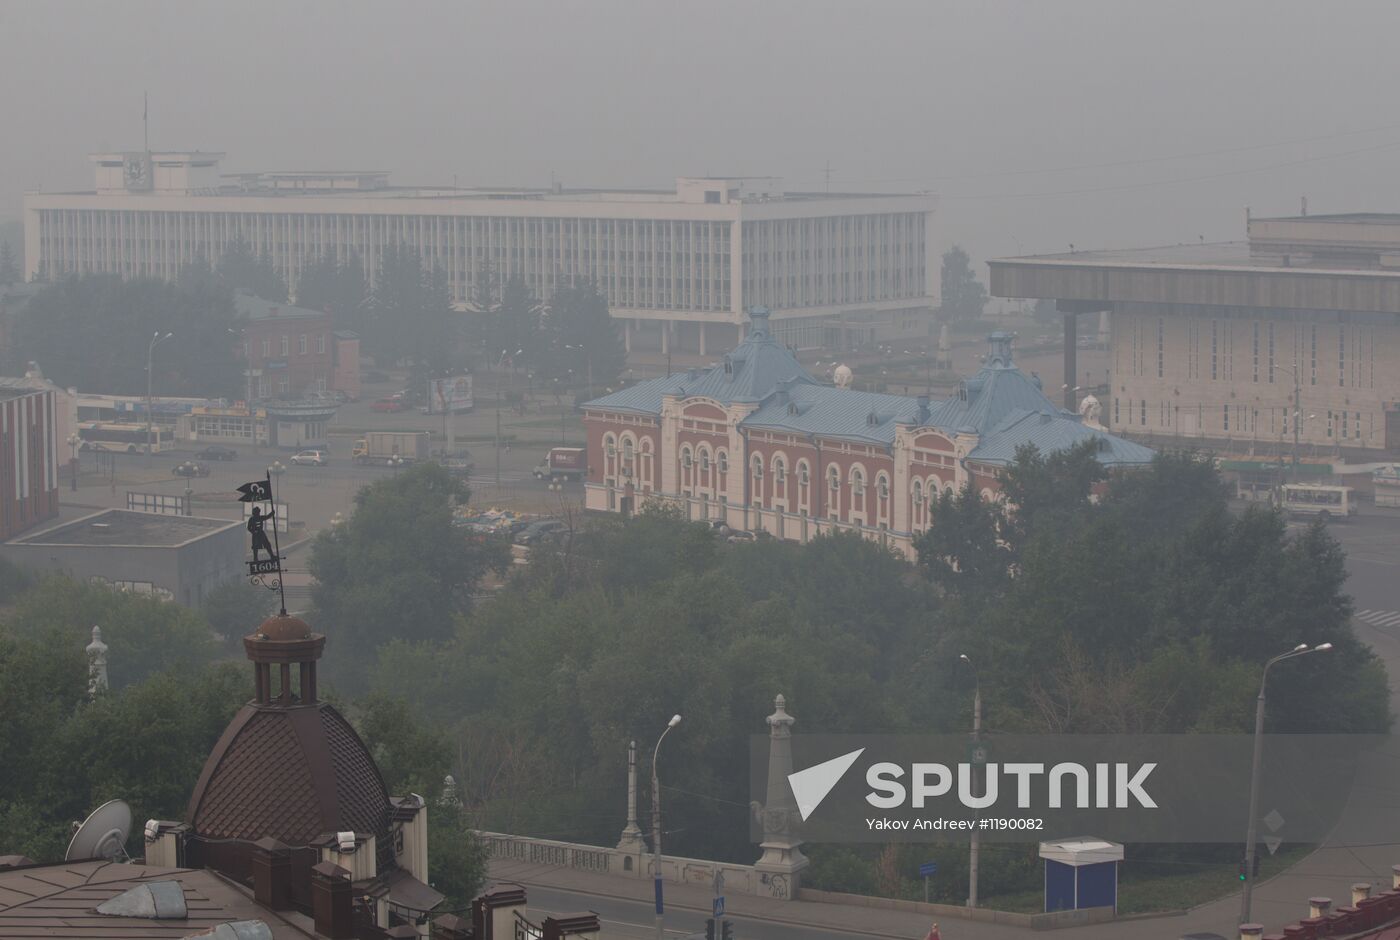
xmin=472 ymin=273 xmax=541 ymax=372
xmin=6 ymin=576 xmax=220 ymax=688
xmin=914 ymin=483 xmax=1013 ymax=599
xmin=308 ymin=463 xmax=508 ymax=690
xmin=217 ymin=238 xmax=287 ymax=301
xmin=295 ymin=252 xmax=368 ymax=335
xmin=365 ymin=246 xmax=457 ymax=373
xmin=201 ymin=578 xmax=278 ymax=641
xmin=9 ymin=273 xmax=243 ymax=398
xmin=0 ymin=241 xmax=18 ymax=286
xmin=940 ymin=245 xmax=988 ymax=322
xmin=536 ymin=281 xmax=624 ymax=393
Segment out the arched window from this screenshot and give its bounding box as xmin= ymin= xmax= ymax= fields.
xmin=912 ymin=479 xmax=925 ymax=529
xmin=828 ymin=465 xmax=841 ymax=520
xmin=798 ymin=462 xmax=810 ymax=487
xmin=682 ymin=447 xmax=693 ymax=468
xmin=680 ymin=446 xmax=693 ymax=492
xmin=751 ymin=454 xmax=765 ymax=507
xmin=774 ymin=456 xmax=786 ymax=483
xmin=751 ymin=455 xmax=764 ymax=479
xmin=852 ymin=468 xmax=865 ymax=495
xmin=718 ymin=451 xmax=728 ymax=474
xmin=640 ymin=438 xmax=654 ymax=490
xmin=623 ymin=438 xmax=634 ymax=462
xmin=701 ymin=450 xmax=710 ymax=472
xmin=603 ymin=434 xmax=618 ymax=482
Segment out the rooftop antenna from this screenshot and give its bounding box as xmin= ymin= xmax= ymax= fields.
xmin=66 ymin=799 xmax=132 ymax=861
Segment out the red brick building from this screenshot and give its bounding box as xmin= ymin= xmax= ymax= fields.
xmin=236 ymin=292 xmax=360 ymax=401
xmin=583 ymin=308 xmax=1153 ymax=558
xmin=0 ymin=386 xmax=60 ymax=540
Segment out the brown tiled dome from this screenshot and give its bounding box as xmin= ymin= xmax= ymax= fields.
xmin=255 ymin=614 xmax=313 ymax=641
xmin=186 ymin=702 xmax=390 ymax=845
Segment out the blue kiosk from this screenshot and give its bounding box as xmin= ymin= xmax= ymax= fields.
xmin=1039 ymin=838 xmax=1123 ymax=913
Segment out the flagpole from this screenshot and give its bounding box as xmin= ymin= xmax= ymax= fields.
xmin=268 ymin=473 xmax=286 ymax=616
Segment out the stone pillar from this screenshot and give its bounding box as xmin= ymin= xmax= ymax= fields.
xmin=1098 ymin=309 xmax=1110 ymax=347
xmin=86 ymin=625 xmax=108 ymax=698
xmin=1309 ymin=897 xmax=1331 ymax=919
xmin=699 ymin=323 xmax=706 ymax=357
xmin=752 ymin=694 xmax=808 ymax=900
xmin=617 ymin=739 xmax=645 ymax=853
xmin=1239 ymin=925 xmax=1263 ymax=940
xmin=624 ymin=320 xmax=632 ymax=354
xmin=440 ymin=774 xmax=461 ymax=809
xmin=1352 ymin=882 xmax=1371 ymax=906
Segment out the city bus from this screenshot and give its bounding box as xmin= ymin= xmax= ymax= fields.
xmin=77 ymin=421 xmax=174 ymax=454
xmin=1280 ymin=483 xmax=1356 ymax=521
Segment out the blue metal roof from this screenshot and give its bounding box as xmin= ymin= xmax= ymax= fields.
xmin=585 ymin=323 xmax=1153 ymax=465
xmin=966 ymin=408 xmax=1156 ymax=467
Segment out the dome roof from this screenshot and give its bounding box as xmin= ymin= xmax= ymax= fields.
xmin=186 ymin=702 xmax=390 ymax=845
xmin=256 ymin=614 xmax=313 ymax=641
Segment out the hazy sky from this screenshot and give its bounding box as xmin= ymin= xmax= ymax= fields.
xmin=5 ymin=0 xmax=1400 ymax=270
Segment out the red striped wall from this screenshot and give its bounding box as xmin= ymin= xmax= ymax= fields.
xmin=0 ymin=389 xmax=59 ymax=540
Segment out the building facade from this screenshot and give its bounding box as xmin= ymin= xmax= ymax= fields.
xmin=0 ymin=386 xmax=60 ymax=540
xmin=235 ymin=291 xmax=360 ymax=401
xmin=582 ymin=309 xmax=1152 ymax=559
xmin=25 ymin=152 xmax=936 ymax=353
xmin=990 ymin=214 xmax=1400 ymax=457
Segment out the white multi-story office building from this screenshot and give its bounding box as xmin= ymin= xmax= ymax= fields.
xmin=24 ymin=152 xmax=936 ymax=353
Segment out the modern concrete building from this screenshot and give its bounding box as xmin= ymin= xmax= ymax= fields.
xmin=1 ymin=508 xmax=243 ymax=606
xmin=989 ymin=213 xmax=1400 ymax=457
xmin=24 ymin=151 xmax=937 ymax=353
xmin=582 ymin=308 xmax=1151 ymax=559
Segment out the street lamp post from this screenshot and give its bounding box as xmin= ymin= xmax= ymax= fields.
xmin=1240 ymin=641 xmax=1333 ymax=924
xmin=146 ymin=331 xmax=173 ymax=457
xmin=959 ymin=653 xmax=982 ymax=908
xmin=267 ymin=460 xmax=286 ymax=531
xmin=390 ymin=453 xmax=404 ymax=476
xmin=66 ymin=432 xmax=80 ymax=492
xmin=651 ymin=714 xmax=682 ymax=940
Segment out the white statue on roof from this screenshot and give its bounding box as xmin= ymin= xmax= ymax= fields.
xmin=1078 ymin=393 xmax=1104 ymax=430
xmin=833 ymin=364 xmax=853 ymax=389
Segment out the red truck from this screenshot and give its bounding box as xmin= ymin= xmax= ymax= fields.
xmin=532 ymin=447 xmax=586 ymax=483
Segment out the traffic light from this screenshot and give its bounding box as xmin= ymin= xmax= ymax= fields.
xmin=1238 ymin=855 xmax=1261 ymax=881
xmin=704 ymin=918 xmax=716 ymax=940
xmin=1238 ymin=859 xmax=1247 ymax=881
xmin=721 ymin=921 xmax=734 ymax=940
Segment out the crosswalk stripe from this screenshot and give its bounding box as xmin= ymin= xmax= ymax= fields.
xmin=1377 ymin=614 xmax=1400 ymax=626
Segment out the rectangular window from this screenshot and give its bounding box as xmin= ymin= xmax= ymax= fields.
xmin=317 ymin=334 xmax=326 ymax=354
xmin=1113 ymin=398 xmax=1120 ymax=424
xmin=1223 ymin=404 xmax=1229 ymax=432
xmin=298 ymin=335 xmax=307 ymax=356
xmin=281 ymin=335 xmax=290 ymax=357
xmin=261 ymin=338 xmax=271 ymax=357
xmin=1267 ymin=323 xmax=1275 ymax=383
xmin=1310 ymin=325 xmax=1318 ymax=385
xmin=1252 ymin=321 xmax=1259 ymax=382
xmin=1140 ymin=400 xmax=1147 ymax=425
xmin=1327 ymin=410 xmax=1334 ymax=438
xmin=1211 ymin=322 xmax=1218 ymax=380
xmin=1339 ymin=326 xmax=1346 ymax=387
xmin=1157 ymin=317 xmax=1165 ymax=378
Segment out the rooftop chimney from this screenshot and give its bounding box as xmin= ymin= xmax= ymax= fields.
xmin=251 ymin=837 xmax=292 ymax=911
xmin=1239 ymin=925 xmax=1263 ymax=940
xmin=310 ymin=861 xmax=354 ymax=939
xmin=1351 ymin=882 xmax=1371 ymax=906
xmin=1308 ymin=896 xmax=1331 ymax=919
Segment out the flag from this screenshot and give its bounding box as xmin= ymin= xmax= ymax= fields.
xmin=237 ymin=478 xmax=272 ymax=503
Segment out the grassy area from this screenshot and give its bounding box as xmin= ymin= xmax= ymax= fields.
xmin=983 ymin=845 xmax=1313 ymax=915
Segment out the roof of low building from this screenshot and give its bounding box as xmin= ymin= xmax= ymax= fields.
xmin=234 ymin=291 xmax=327 ymax=321
xmin=9 ymin=510 xmax=240 ymax=548
xmin=587 ymin=322 xmax=1154 ymax=468
xmin=0 ymin=859 xmax=308 ymax=938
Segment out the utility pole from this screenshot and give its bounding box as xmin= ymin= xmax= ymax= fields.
xmin=495 ymin=389 xmax=501 ymax=485
xmin=652 ymin=715 xmax=681 ymax=940
xmin=959 ymin=654 xmax=982 ymax=908
xmin=146 ymin=331 xmax=172 ymax=457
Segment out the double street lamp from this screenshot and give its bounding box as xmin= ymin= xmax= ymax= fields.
xmin=651 ymin=713 xmax=682 ymax=940
xmin=66 ymin=432 xmax=80 ymax=491
xmin=1239 ymin=641 xmax=1333 ymax=925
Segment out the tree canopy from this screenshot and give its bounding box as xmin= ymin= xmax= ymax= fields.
xmin=308 ymin=462 xmax=509 ymax=691
xmin=216 ymin=238 xmax=287 ymax=302
xmin=7 ymin=273 xmax=244 ymax=398
xmin=940 ymin=245 xmax=989 ymax=322
xmin=294 ymin=252 xmax=369 ymax=336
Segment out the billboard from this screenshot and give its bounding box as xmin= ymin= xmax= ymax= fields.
xmin=427 ymin=375 xmax=474 ymax=414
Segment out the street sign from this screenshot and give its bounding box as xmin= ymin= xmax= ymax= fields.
xmin=713 ymin=896 xmax=724 ymax=918
xmin=918 ymin=861 xmax=938 ymax=878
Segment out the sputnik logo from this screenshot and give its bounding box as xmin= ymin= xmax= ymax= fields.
xmin=788 ymin=748 xmax=865 ymax=821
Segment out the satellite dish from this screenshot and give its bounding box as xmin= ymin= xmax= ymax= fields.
xmin=65 ymin=799 xmax=132 ymax=861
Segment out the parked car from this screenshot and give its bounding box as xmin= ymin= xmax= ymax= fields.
xmin=195 ymin=445 xmax=238 ymax=461
xmin=371 ymin=398 xmax=408 ymax=413
xmin=514 ymin=519 xmax=567 ymax=545
xmin=173 ymin=460 xmax=211 ymax=478
xmin=726 ymin=530 xmax=758 ymax=544
xmin=290 ymin=449 xmax=329 ymax=466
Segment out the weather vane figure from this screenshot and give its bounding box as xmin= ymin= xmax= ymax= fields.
xmin=237 ymin=475 xmax=287 ymax=615
xmin=247 ymin=505 xmax=275 ymax=562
